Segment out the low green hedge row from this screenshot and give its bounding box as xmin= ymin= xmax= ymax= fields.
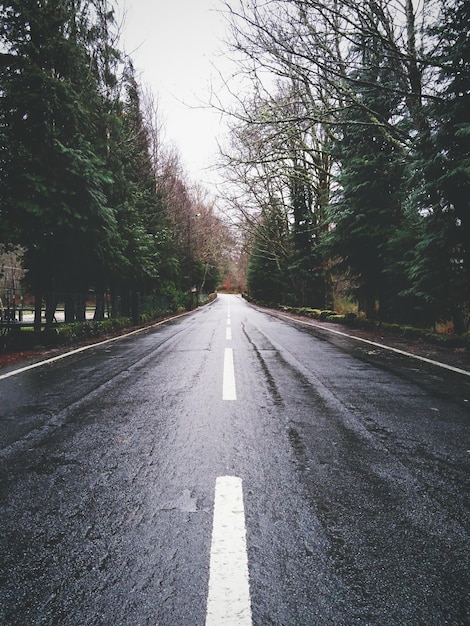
xmin=3 ymin=295 xmax=220 ymax=353
xmin=254 ymin=300 xmax=470 ymax=348
xmin=52 ymin=317 xmax=132 ymax=345
xmin=280 ymin=306 xmax=337 ymax=320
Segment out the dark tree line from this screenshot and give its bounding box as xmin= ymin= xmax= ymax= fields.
xmin=0 ymin=0 xmax=232 ymax=329
xmin=219 ymin=0 xmax=469 ymax=332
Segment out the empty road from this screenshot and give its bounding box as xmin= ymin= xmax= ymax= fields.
xmin=1 ymin=294 xmax=469 ymax=625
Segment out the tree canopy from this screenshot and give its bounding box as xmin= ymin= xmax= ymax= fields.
xmin=0 ymin=0 xmax=233 ymax=327
xmin=219 ymin=0 xmax=470 ymax=332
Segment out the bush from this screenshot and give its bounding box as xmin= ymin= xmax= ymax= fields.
xmin=402 ymin=326 xmax=425 ymax=340
xmin=52 ymin=317 xmax=132 ymax=346
xmin=462 ymin=332 xmax=470 ymax=346
xmin=198 ymin=293 xmax=218 ymax=306
xmin=326 ymin=315 xmax=346 ymax=324
xmin=354 ymin=318 xmax=378 ymax=331
xmin=425 ymin=331 xmax=467 ymax=348
xmin=320 ymin=310 xmax=337 ymax=320
xmin=286 ymin=307 xmax=322 ymax=319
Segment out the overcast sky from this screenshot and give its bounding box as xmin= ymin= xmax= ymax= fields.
xmin=114 ymin=0 xmax=234 ymax=190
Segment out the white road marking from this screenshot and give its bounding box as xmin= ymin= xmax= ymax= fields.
xmin=223 ymin=348 xmax=237 ymax=401
xmin=206 ymin=476 xmax=252 ymax=626
xmin=0 ymin=312 xmax=193 ymax=381
xmin=274 ymin=312 xmax=470 ymax=378
xmin=226 ymin=327 xmax=232 ymax=341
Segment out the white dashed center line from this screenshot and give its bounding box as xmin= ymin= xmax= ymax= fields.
xmin=206 ymin=476 xmax=252 ymax=625
xmin=223 ymin=348 xmax=237 ymax=401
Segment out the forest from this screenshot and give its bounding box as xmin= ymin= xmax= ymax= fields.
xmin=219 ymin=0 xmax=469 ymax=333
xmin=0 ymin=0 xmax=239 ymax=332
xmin=0 ymin=0 xmax=469 ymax=337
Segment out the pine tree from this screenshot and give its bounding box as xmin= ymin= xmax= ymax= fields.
xmin=0 ymin=0 xmax=118 ymax=326
xmin=287 ymin=160 xmax=325 ymax=307
xmin=326 ymin=36 xmax=407 ymax=320
xmin=107 ymin=61 xmax=172 ymax=321
xmin=417 ymin=0 xmax=470 ymax=331
xmin=247 ymin=201 xmax=290 ymax=303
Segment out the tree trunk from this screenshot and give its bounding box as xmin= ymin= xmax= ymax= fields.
xmin=110 ymin=289 xmax=119 ymax=318
xmin=365 ymin=294 xmax=377 ymax=320
xmin=131 ymin=291 xmax=140 ymax=325
xmin=45 ymin=292 xmax=57 ymax=328
xmin=34 ymin=291 xmax=42 ymax=332
xmin=452 ymin=306 xmax=467 ymax=336
xmin=94 ymin=291 xmax=105 ymax=321
xmin=64 ymin=293 xmax=76 ymax=323
xmin=200 ymin=262 xmax=210 ymax=295
xmin=77 ymin=294 xmax=86 ymax=321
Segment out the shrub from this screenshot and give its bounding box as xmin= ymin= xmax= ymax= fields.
xmin=425 ymin=331 xmax=466 ymax=348
xmin=320 ymin=310 xmax=337 ymax=320
xmin=54 ymin=325 xmax=76 ymax=344
xmin=50 ymin=317 xmax=132 ymax=347
xmin=326 ymin=315 xmax=346 ymax=324
xmin=402 ymin=326 xmax=425 ymax=340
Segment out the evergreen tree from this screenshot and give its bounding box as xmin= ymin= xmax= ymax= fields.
xmin=287 ymin=159 xmax=325 ymax=307
xmin=105 ymin=61 xmax=159 ymax=320
xmin=415 ymin=0 xmax=470 ymax=331
xmin=247 ymin=201 xmax=290 ymax=303
xmin=326 ymin=37 xmax=407 ymax=320
xmin=0 ymin=0 xmax=117 ymax=326
xmin=402 ymin=207 xmax=467 ymax=328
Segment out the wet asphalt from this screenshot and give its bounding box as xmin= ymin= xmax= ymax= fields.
xmin=0 ymin=294 xmax=469 ymax=625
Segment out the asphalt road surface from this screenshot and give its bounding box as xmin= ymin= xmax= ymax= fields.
xmin=1 ymin=294 xmax=469 ymax=625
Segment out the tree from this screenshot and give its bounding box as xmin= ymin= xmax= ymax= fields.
xmin=0 ymin=0 xmax=118 ymax=327
xmin=402 ymin=208 xmax=467 ymax=329
xmin=415 ymin=0 xmax=470 ymax=331
xmin=247 ymin=200 xmax=291 ymax=303
xmin=221 ymin=0 xmax=470 ymax=328
xmin=287 ymin=158 xmax=325 ymax=306
xmin=219 ymin=84 xmax=334 ymax=307
xmin=326 ymin=30 xmax=407 ymax=320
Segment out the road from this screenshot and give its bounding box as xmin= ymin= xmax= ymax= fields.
xmin=0 ymin=294 xmax=469 ymax=625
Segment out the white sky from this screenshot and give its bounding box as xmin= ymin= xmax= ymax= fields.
xmin=114 ymin=0 xmax=234 ymax=191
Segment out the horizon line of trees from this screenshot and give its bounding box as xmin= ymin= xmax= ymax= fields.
xmin=216 ymin=0 xmax=469 ymax=333
xmin=0 ymin=0 xmax=238 ymax=330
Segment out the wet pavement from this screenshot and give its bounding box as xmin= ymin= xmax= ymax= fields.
xmin=1 ymin=294 xmax=469 ymax=625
